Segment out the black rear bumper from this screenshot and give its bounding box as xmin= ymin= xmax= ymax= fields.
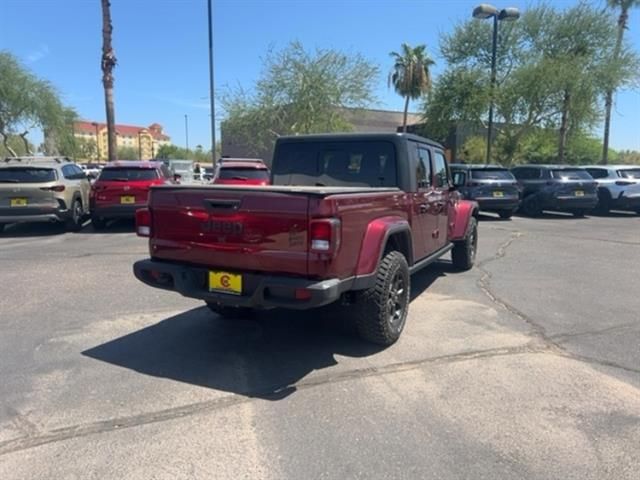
xmin=542 ymin=195 xmax=598 ymax=211
xmin=92 ymin=204 xmax=146 ymax=219
xmin=133 ymin=259 xmax=354 ymax=310
xmin=474 ymin=198 xmax=520 ymax=211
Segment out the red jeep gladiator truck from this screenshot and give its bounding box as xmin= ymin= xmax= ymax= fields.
xmin=134 ymin=133 xmax=478 ymax=345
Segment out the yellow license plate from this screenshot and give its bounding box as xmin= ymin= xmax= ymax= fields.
xmin=120 ymin=195 xmax=135 ymax=204
xmin=492 ymin=191 xmax=504 ymax=198
xmin=575 ymin=190 xmax=584 ymax=197
xmin=10 ymin=198 xmax=27 ymax=207
xmin=208 ymin=271 xmax=242 ymax=295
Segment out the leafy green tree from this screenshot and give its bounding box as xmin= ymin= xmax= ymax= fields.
xmin=457 ymin=136 xmax=487 ymax=164
xmin=0 ymin=134 xmax=36 ymax=157
xmin=424 ymin=4 xmax=637 ymax=165
xmin=389 ymin=44 xmax=435 ymax=132
xmin=221 ymin=41 xmax=379 ymax=157
xmin=0 ymin=51 xmax=77 ymax=156
xmin=116 ymin=146 xmax=139 ymax=160
xmin=602 ymin=0 xmax=640 ymax=164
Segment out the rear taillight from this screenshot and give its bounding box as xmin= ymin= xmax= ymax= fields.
xmin=136 ymin=208 xmax=151 ymax=237
xmin=40 ymin=185 xmax=65 ymax=192
xmin=616 ymin=180 xmax=634 ymax=186
xmin=309 ymin=218 xmax=341 ymax=255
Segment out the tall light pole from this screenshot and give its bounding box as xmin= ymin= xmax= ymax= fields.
xmin=184 ymin=114 xmax=189 ymax=152
xmin=207 ymin=0 xmax=216 ymax=165
xmin=472 ymin=4 xmax=520 ymax=164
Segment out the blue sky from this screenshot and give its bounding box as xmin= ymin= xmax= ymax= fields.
xmin=1 ymin=0 xmax=639 ymax=152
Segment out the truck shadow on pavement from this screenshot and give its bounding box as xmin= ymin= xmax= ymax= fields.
xmin=82 ymin=264 xmax=449 ymax=401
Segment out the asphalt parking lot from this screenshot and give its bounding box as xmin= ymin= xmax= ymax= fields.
xmin=0 ymin=212 xmax=639 ymax=479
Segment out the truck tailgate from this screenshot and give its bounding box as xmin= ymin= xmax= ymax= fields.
xmin=149 ymin=187 xmax=310 ymax=276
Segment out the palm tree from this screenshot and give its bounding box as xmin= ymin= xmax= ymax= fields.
xmin=101 ymin=0 xmax=117 ymax=161
xmin=602 ymin=0 xmax=639 ymax=165
xmin=389 ymin=44 xmax=435 ymax=132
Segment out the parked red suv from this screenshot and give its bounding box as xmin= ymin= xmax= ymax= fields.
xmin=90 ymin=161 xmax=173 ymax=229
xmin=212 ymin=158 xmax=270 ymax=186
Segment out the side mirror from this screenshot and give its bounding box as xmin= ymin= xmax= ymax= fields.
xmin=452 ymin=172 xmax=466 ymax=188
xmin=173 ymin=173 xmax=182 ymax=182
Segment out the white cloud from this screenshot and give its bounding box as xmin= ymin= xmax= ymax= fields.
xmin=26 ymin=44 xmax=49 ymax=63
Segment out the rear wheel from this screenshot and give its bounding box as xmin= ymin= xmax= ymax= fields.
xmin=0 ymin=223 xmax=5 ymax=233
xmin=498 ymin=210 xmax=513 ymax=220
xmin=571 ymin=209 xmax=587 ymax=218
xmin=452 ymin=217 xmax=478 ymax=271
xmin=91 ymin=215 xmax=107 ymax=230
xmin=353 ymin=251 xmax=410 ymax=346
xmin=206 ymin=302 xmax=255 ymax=319
xmin=634 ymin=208 xmax=640 ymax=216
xmin=522 ymin=195 xmax=542 ymax=217
xmin=66 ymin=199 xmax=83 ymax=232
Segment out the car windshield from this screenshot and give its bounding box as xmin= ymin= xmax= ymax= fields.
xmin=618 ymin=169 xmax=640 ymax=179
xmin=273 ymin=141 xmax=397 ymax=187
xmin=551 ymin=169 xmax=592 ymax=180
xmin=470 ymin=169 xmax=514 ymax=180
xmin=0 ymin=167 xmax=57 ymax=183
xmin=171 ymin=161 xmax=192 ymax=172
xmin=218 ymin=168 xmax=270 ymax=180
xmin=98 ymin=168 xmax=158 ymax=181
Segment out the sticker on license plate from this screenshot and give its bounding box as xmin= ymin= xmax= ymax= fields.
xmin=492 ymin=191 xmax=504 ymax=198
xmin=574 ymin=190 xmax=585 ymax=197
xmin=10 ymin=198 xmax=27 ymax=207
xmin=208 ymin=271 xmax=242 ymax=295
xmin=120 ymin=195 xmax=135 ymax=204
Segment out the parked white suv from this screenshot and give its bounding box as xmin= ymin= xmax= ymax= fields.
xmin=583 ymin=165 xmax=640 ymax=214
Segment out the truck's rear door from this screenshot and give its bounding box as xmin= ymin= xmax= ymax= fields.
xmin=149 ymin=186 xmax=310 ymax=276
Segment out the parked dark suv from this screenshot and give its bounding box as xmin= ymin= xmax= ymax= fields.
xmin=511 ymin=165 xmax=598 ymax=217
xmin=450 ymin=164 xmax=520 ymax=219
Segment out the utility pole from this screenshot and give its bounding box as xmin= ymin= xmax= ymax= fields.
xmin=184 ymin=114 xmax=189 ymax=152
xmin=207 ymin=0 xmax=216 ymax=165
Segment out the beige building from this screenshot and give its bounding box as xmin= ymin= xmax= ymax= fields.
xmin=73 ymin=121 xmax=171 ymax=161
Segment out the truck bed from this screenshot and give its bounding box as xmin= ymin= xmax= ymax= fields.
xmin=151 ymin=184 xmax=400 ymax=196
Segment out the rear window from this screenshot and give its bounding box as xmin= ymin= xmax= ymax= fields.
xmin=0 ymin=167 xmax=57 ymax=183
xmin=551 ymin=169 xmax=592 ymax=180
xmin=618 ymin=169 xmax=640 ymax=179
xmin=470 ymin=169 xmax=514 ymax=180
xmin=272 ymin=141 xmax=397 ymax=187
xmin=218 ymin=167 xmax=270 ymax=180
xmin=98 ymin=168 xmax=158 ymax=181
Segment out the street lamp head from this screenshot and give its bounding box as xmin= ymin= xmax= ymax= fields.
xmin=473 ymin=3 xmax=499 ymax=19
xmin=498 ymin=7 xmax=520 ymax=21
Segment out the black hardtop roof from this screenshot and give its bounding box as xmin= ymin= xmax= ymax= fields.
xmin=275 ymin=132 xmax=443 ymax=149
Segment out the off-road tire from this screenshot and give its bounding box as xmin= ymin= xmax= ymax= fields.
xmin=206 ymin=302 xmax=254 ymax=319
xmin=91 ymin=215 xmax=107 ymax=230
xmin=498 ymin=210 xmax=513 ymax=220
xmin=353 ymin=251 xmax=410 ymax=346
xmin=0 ymin=223 xmax=5 ymax=234
xmin=571 ymin=209 xmax=587 ymax=218
xmin=452 ymin=216 xmax=478 ymax=271
xmin=66 ymin=199 xmax=84 ymax=232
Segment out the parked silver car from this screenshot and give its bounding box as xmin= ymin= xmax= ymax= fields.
xmin=0 ymin=156 xmax=91 ymax=232
xmin=582 ymin=165 xmax=640 ymax=214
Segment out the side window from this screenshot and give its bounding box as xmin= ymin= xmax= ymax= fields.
xmin=160 ymin=165 xmax=171 ymax=178
xmin=417 ymin=146 xmax=432 ymax=189
xmin=452 ymin=171 xmax=466 ymax=186
xmin=433 ymin=151 xmax=449 ymax=188
xmin=72 ymin=165 xmax=85 ymax=177
xmin=61 ymin=165 xmax=74 ymax=179
xmin=586 ymin=168 xmax=607 ymax=179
